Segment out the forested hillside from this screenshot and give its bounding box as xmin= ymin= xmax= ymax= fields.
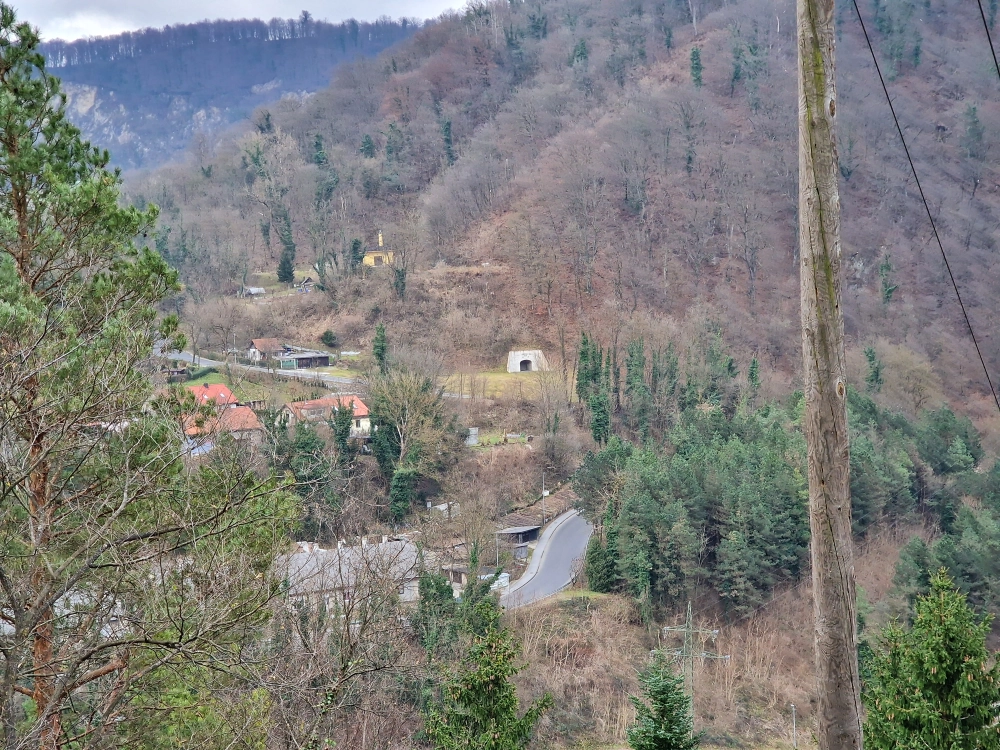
xmin=130 ymin=0 xmax=1000 ymax=432
xmin=43 ymin=16 xmax=419 ymax=168
xmin=11 ymin=0 xmax=1000 ymax=746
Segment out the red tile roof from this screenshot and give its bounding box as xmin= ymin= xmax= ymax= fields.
xmin=185 ymin=405 xmax=263 ymax=438
xmin=285 ymin=394 xmax=369 ymax=422
xmin=187 ymin=382 xmax=238 ymax=406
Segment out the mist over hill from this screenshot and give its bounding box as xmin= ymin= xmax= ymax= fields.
xmin=42 ymin=15 xmax=420 ymax=168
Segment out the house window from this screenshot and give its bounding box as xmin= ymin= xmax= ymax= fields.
xmin=355 ymin=419 xmax=361 ymax=428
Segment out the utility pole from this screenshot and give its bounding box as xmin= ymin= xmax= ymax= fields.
xmin=661 ymin=601 xmax=729 ymax=730
xmin=797 ymin=0 xmax=863 ymax=743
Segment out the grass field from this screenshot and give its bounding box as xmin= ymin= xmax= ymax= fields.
xmin=443 ymin=370 xmax=542 ymax=399
xmin=182 ymin=370 xmax=270 ymax=403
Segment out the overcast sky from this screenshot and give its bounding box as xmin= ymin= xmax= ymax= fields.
xmin=15 ymin=0 xmax=460 ymax=41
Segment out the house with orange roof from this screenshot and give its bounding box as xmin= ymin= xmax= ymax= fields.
xmin=184 ymin=405 xmax=265 ymax=450
xmin=283 ymin=394 xmax=370 ymax=438
xmin=186 ymin=382 xmax=238 ymax=408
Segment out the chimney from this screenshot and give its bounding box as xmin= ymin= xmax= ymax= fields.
xmin=382 ymin=535 xmax=388 ymax=544
xmin=361 ymin=537 xmax=368 ymax=547
xmin=337 ymin=540 xmax=345 ymax=550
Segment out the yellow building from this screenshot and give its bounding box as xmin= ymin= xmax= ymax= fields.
xmin=362 ymin=230 xmax=394 ymax=266
xmin=362 ymin=250 xmax=394 ymax=267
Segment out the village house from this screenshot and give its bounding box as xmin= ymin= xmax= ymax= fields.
xmin=283 ymin=395 xmax=370 ymax=437
xmin=186 ymin=382 xmax=239 ymax=408
xmin=184 ymin=405 xmax=265 ymax=447
xmin=247 ymin=339 xmax=331 ymax=369
xmin=279 ymin=537 xmax=421 ymax=608
xmin=247 ymin=337 xmax=283 ymax=363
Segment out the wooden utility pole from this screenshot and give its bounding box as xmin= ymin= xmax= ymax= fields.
xmin=797 ymin=0 xmax=863 ymax=745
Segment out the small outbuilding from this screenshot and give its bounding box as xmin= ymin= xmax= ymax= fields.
xmin=506 ymin=350 xmax=550 ymax=373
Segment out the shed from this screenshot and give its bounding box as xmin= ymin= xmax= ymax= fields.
xmin=497 ymin=524 xmax=542 ymax=544
xmin=506 ymin=350 xmax=550 ymax=373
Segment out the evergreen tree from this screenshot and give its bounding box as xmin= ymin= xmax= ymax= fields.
xmin=349 ymin=237 xmax=365 ymax=270
xmin=331 ymin=398 xmax=354 ymax=459
xmin=864 ymin=347 xmax=884 ymax=394
xmin=412 ymin=571 xmax=459 ymax=660
xmin=277 ymin=248 xmax=295 ymax=283
xmin=373 ymin=323 xmax=388 ymax=374
xmin=864 ymin=570 xmax=1000 ymax=750
xmin=585 ymin=536 xmax=617 ymax=592
xmin=625 ymin=338 xmax=652 ymax=438
xmin=442 ymin=119 xmax=455 ymax=165
xmin=590 ymin=387 xmax=612 ymax=445
xmin=424 ymin=626 xmax=552 ymax=750
xmin=627 ymin=651 xmax=701 ymax=750
xmin=879 ymin=253 xmax=898 ymax=305
xmin=570 ymin=38 xmax=589 ymax=65
xmin=389 ymin=466 xmax=416 ymax=520
xmin=690 ymin=47 xmax=703 ymax=88
xmin=576 ymin=333 xmax=593 ymax=403
xmin=385 ymin=122 xmax=404 ymax=161
xmin=0 ymin=9 xmax=298 ymax=743
xmin=747 ymin=357 xmax=761 ymax=391
xmin=360 ymin=133 xmax=377 ymax=158
xmin=313 ymin=133 xmax=328 ymax=166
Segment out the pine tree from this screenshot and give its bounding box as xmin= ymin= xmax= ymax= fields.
xmin=864 ymin=347 xmax=884 ymax=394
xmin=0 ymin=8 xmax=298 ymax=744
xmin=424 ymin=625 xmax=552 ymax=750
xmin=747 ymin=357 xmax=761 ymax=391
xmin=373 ymin=323 xmax=388 ymax=374
xmin=277 ymin=248 xmax=295 ymax=283
xmin=360 ymin=133 xmax=376 ymax=158
xmin=627 ymin=651 xmax=701 ymax=750
xmin=442 ymin=119 xmax=455 ymax=165
xmin=576 ymin=333 xmax=592 ymax=403
xmin=590 ymin=388 xmax=612 ymax=445
xmin=690 ymin=47 xmax=703 ymax=88
xmin=313 ymin=133 xmax=328 ymax=166
xmin=585 ymin=537 xmax=617 ymax=592
xmin=864 ymin=570 xmax=1000 ymax=750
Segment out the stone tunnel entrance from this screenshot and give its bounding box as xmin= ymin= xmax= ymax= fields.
xmin=519 ymin=359 xmax=532 ymax=372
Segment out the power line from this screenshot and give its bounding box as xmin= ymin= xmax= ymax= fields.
xmin=849 ymin=0 xmax=1000 ymax=418
xmin=974 ymin=0 xmax=1000 ymax=85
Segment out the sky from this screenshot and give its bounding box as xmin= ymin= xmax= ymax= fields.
xmin=14 ymin=0 xmax=460 ymax=41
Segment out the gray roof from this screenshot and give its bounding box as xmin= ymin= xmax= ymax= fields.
xmin=497 ymin=525 xmax=541 ymax=535
xmin=278 ymin=540 xmax=419 ymax=597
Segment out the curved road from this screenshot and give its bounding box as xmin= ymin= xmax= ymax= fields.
xmin=500 ymin=510 xmax=593 ymax=609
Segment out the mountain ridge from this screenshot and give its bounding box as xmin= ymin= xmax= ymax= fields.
xmin=44 ymin=15 xmax=421 ymax=168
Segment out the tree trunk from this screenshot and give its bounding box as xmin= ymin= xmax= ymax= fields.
xmin=797 ymin=0 xmax=863 ymax=746
xmin=29 ymin=433 xmax=61 ymax=750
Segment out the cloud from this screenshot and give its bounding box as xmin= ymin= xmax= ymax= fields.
xmin=16 ymin=0 xmax=460 ymax=41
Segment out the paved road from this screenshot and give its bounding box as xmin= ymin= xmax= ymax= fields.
xmin=167 ymin=350 xmax=357 ymax=388
xmin=500 ymin=510 xmax=593 ymax=609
